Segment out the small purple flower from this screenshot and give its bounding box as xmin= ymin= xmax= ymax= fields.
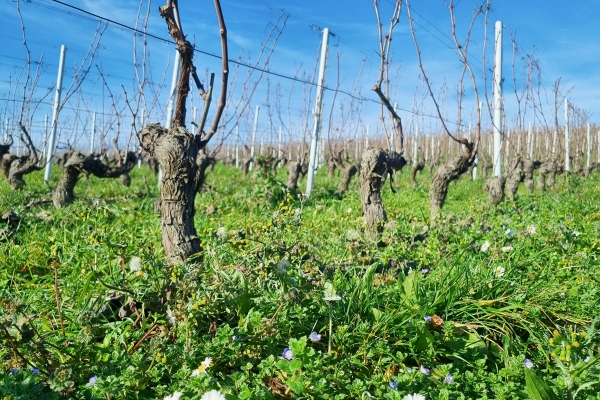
xmin=87 ymin=375 xmax=98 ymax=387
xmin=11 ymin=369 xmax=18 ymax=376
xmin=423 ymin=315 xmax=432 ymax=322
xmin=406 ymin=367 xmax=413 ymax=373
xmin=444 ymin=373 xmax=454 ymax=384
xmin=420 ymin=365 xmax=430 ymax=375
xmin=309 ymin=331 xmax=321 ymax=342
xmin=421 ymin=268 xmax=429 ymax=274
xmin=30 ymin=368 xmax=40 ymax=375
xmin=389 ymin=381 xmax=398 ymax=389
xmin=523 ymin=359 xmax=534 ymax=369
xmin=282 ymin=348 xmax=294 ymax=361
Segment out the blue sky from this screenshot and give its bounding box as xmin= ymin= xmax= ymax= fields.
xmin=1 ymin=0 xmax=598 ymax=152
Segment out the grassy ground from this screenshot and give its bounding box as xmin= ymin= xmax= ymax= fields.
xmin=1 ymin=163 xmax=599 ymax=399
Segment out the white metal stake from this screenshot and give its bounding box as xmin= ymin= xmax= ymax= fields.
xmin=90 ymin=112 xmax=96 ymax=154
xmin=504 ymin=129 xmax=511 ymax=166
xmin=492 ymin=22 xmax=503 ymax=176
xmin=159 ymin=52 xmax=181 ymax=186
xmin=44 ymin=44 xmax=66 ymax=183
xmin=552 ymin=130 xmax=557 ymax=158
xmin=354 ymin=130 xmax=359 ymax=160
xmin=235 ymin=125 xmax=240 ymax=169
xmin=249 ymin=105 xmax=259 ymax=171
xmin=391 ymin=102 xmax=397 ymax=152
xmin=431 ymin=134 xmax=435 ymax=166
xmin=165 ymin=51 xmax=181 ymax=130
xmin=3 ymin=118 xmax=8 ymax=143
xmin=306 ymin=28 xmax=329 ymax=197
xmin=527 ymin=123 xmax=533 ymax=160
xmin=278 ymin=126 xmax=282 ymax=159
xmin=413 ymin=122 xmax=418 ymax=166
xmin=564 ymin=98 xmax=570 ymax=172
xmin=586 ymin=123 xmax=591 ymax=168
xmin=41 ymin=115 xmax=48 ymax=161
xmin=365 ymin=124 xmax=370 ymax=149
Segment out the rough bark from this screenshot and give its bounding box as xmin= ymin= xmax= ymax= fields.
xmin=299 ymin=162 xmax=309 ymax=180
xmin=52 ymin=151 xmax=136 ymax=208
xmin=523 ymin=160 xmax=540 ymax=194
xmin=409 ymin=162 xmax=425 ymax=186
xmin=196 ymin=151 xmax=216 ymax=192
xmin=505 ymin=160 xmax=523 ymax=201
xmin=241 ymin=157 xmax=252 ymax=176
xmin=286 ymin=161 xmax=302 ymax=190
xmin=429 ymin=142 xmax=474 ymax=225
xmin=359 ymin=148 xmax=406 ymax=239
xmin=326 ymin=150 xmax=343 ymax=178
xmin=483 ymin=175 xmax=505 ymax=206
xmin=7 ymin=155 xmax=43 ymax=190
xmin=0 ymin=143 xmax=12 ymax=179
xmin=1 ymin=154 xmax=17 ymax=179
xmin=53 ymin=159 xmax=81 ymax=209
xmin=537 ymin=161 xmax=554 ymax=192
xmin=139 ymin=124 xmax=201 ymax=264
xmin=336 ymin=164 xmax=357 ymax=196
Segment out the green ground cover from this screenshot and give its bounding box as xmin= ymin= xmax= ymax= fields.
xmin=1 ymin=164 xmax=599 ymax=399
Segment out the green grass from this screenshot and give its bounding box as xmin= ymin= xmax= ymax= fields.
xmin=1 ymin=164 xmax=599 ymax=399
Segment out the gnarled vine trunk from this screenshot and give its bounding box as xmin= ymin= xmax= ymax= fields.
xmin=336 ymin=164 xmax=357 ymax=196
xmin=286 ymin=161 xmax=302 ymax=190
xmin=7 ymin=155 xmax=43 ymax=190
xmin=505 ymin=160 xmax=523 ymax=201
xmin=53 ymin=151 xmax=136 ymax=208
xmin=537 ymin=161 xmax=554 ymax=192
xmin=429 ymin=142 xmax=474 ymax=225
xmin=359 ymin=148 xmax=406 ymax=239
xmin=139 ymin=125 xmax=201 ymax=264
xmin=409 ymin=161 xmax=425 ymax=186
xmin=483 ymin=175 xmax=505 ymax=206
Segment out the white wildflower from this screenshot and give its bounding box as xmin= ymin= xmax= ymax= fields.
xmin=200 ymin=390 xmax=226 ymax=400
xmin=191 ymin=357 xmax=212 ymax=376
xmin=216 ymin=227 xmax=228 ymax=239
xmin=346 ymin=207 xmax=352 ymax=215
xmin=164 ymin=392 xmax=183 ymax=400
xmin=166 ymin=309 xmax=177 ymax=326
xmin=403 ymin=394 xmax=426 ymax=400
xmin=129 ymin=257 xmax=142 ymax=272
xmin=501 ymin=246 xmax=513 ymax=252
xmin=526 ymin=225 xmax=537 ymax=235
xmin=504 ymin=228 xmax=515 ymax=237
xmin=494 ymin=266 xmax=505 ymax=277
xmin=481 ymin=240 xmax=491 ymax=252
